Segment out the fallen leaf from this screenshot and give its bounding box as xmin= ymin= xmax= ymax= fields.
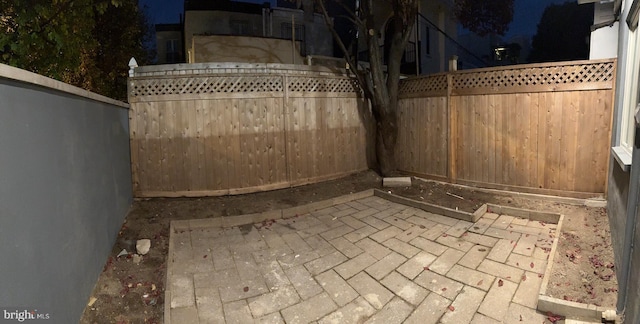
xmin=448 ymin=305 xmax=455 ymax=311
xmin=477 ymin=279 xmax=484 ymax=286
xmin=441 ymin=287 xmax=447 ymax=292
xmin=442 ymin=233 xmax=448 ymax=237
xmin=424 ymin=266 xmax=429 ymax=270
xmin=522 ymin=274 xmax=527 ymax=281
xmin=530 ymin=262 xmax=534 ymax=268
xmin=546 ymin=311 xmax=564 ymax=323
xmin=243 ymin=286 xmax=249 ymax=292
xmin=498 ymin=279 xmax=504 ymax=287
xmin=203 ymin=255 xmax=208 ymax=259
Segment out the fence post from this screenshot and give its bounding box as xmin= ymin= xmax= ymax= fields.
xmin=447 ymin=72 xmax=456 ymax=183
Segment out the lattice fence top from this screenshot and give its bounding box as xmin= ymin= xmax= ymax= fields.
xmin=399 ymin=74 xmax=447 ymax=95
xmin=287 ymin=76 xmax=359 ymax=93
xmin=130 ymin=75 xmax=284 ymax=97
xmin=451 ymin=60 xmax=615 ymax=90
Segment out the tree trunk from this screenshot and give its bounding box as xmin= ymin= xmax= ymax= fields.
xmin=374 ymin=103 xmax=399 ymax=176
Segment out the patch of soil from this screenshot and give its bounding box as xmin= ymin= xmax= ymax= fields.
xmin=79 ymin=171 xmax=617 ymax=323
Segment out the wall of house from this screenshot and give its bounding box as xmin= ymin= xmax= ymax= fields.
xmin=270 ymin=8 xmax=334 ymax=57
xmin=420 ymin=0 xmax=457 ymax=74
xmin=590 ymin=2 xmax=619 ymax=59
xmin=156 ymin=29 xmax=183 ymax=64
xmin=606 ymin=0 xmax=640 ymax=321
xmin=192 ymin=35 xmax=304 ymax=64
xmin=0 ymin=64 xmax=132 ymax=323
xmin=184 ymin=10 xmax=264 ymax=58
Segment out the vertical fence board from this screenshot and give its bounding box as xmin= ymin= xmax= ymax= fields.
xmin=158 ymin=101 xmax=170 ymax=191
xmin=486 ymin=95 xmax=496 ymax=184
xmin=593 ymin=89 xmax=612 ymax=191
xmin=536 ymin=93 xmax=548 ymax=190
xmin=528 ymin=94 xmax=539 ymax=187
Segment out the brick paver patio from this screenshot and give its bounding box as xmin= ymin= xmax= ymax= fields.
xmin=166 ymin=194 xmax=557 ymax=323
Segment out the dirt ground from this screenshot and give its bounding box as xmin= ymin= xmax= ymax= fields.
xmin=79 ymin=171 xmax=617 ymax=323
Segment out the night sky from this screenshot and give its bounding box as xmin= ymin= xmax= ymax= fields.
xmin=140 ymin=0 xmax=575 ymax=38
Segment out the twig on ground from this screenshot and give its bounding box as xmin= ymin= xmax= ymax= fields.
xmin=446 ymin=192 xmax=465 ymax=200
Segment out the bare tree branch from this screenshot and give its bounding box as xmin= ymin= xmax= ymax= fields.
xmin=315 ymin=0 xmax=373 ymax=99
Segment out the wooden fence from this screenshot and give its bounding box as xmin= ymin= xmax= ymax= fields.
xmin=129 ymin=60 xmax=615 ymax=198
xmin=128 ymin=64 xmax=372 ymax=197
xmin=396 ymin=59 xmax=616 ymax=196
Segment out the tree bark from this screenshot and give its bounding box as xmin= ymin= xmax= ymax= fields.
xmin=374 ymin=103 xmax=398 ymax=176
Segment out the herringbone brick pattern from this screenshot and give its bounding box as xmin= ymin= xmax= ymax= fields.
xmin=167 ymin=196 xmax=557 ymax=323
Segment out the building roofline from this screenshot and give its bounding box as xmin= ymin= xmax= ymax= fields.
xmin=184 ymin=0 xmax=270 ymax=14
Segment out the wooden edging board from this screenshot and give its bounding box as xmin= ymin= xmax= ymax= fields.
xmin=372 ymin=189 xmax=477 ymax=222
xmin=536 ymin=211 xmax=614 ymax=321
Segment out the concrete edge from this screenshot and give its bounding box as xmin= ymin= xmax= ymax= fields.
xmin=0 ymin=63 xmax=129 ymax=108
xmin=413 ymin=177 xmax=603 ymax=206
xmin=372 ymin=189 xmax=474 ymax=222
xmin=539 ymin=214 xmax=565 ymax=296
xmin=168 ymin=189 xmax=376 ymax=231
xmin=472 ymin=204 xmax=488 ymax=222
xmin=164 ymin=222 xmax=175 ymax=324
xmin=538 ymin=295 xmax=615 ymax=321
xmin=486 ymin=204 xmax=561 ymax=224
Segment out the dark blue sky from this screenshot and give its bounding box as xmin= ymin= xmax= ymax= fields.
xmin=140 ymin=0 xmax=574 ymax=38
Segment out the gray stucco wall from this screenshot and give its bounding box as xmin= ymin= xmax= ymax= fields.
xmin=607 ymin=160 xmax=629 ymax=281
xmin=0 ymin=75 xmax=132 ymax=322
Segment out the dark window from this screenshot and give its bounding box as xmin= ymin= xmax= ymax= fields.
xmin=231 ymin=20 xmax=250 ymax=35
xmin=281 ymin=22 xmax=305 ymax=41
xmin=424 ymin=25 xmax=430 ymax=56
xmin=166 ymin=39 xmax=180 ymax=63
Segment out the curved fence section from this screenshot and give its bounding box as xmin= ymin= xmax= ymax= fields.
xmin=128 ymin=63 xmax=371 ymax=197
